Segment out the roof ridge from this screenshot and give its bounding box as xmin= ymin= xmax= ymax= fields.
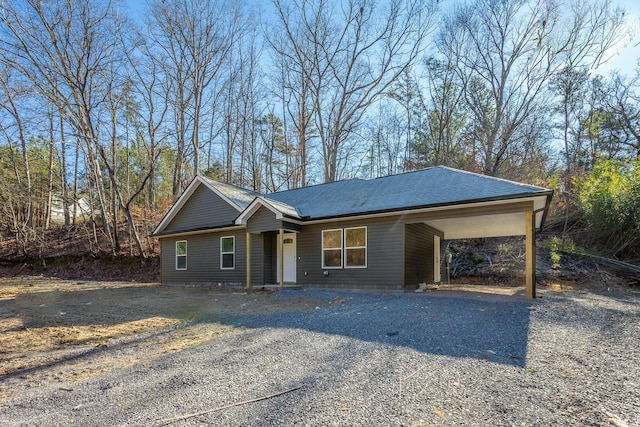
xmin=259 ymin=196 xmax=302 ymax=218
xmin=267 ymin=177 xmax=364 ymax=196
xmin=199 ymin=175 xmax=262 ymax=195
xmin=435 ymin=166 xmax=547 ymax=190
xmin=368 ymin=166 xmax=436 ymax=180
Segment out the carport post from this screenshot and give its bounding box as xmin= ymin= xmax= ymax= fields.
xmin=525 ymin=211 xmax=536 ymax=299
xmin=279 ymin=228 xmax=284 ymax=288
xmin=246 ymin=232 xmax=251 ymax=289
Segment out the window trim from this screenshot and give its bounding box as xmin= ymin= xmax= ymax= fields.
xmin=175 ymin=240 xmax=187 ymax=270
xmin=321 ymin=228 xmax=343 ymax=269
xmin=220 ymin=236 xmax=235 ymax=270
xmin=344 ymin=226 xmax=367 ymax=269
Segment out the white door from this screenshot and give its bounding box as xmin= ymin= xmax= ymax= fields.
xmin=277 ymin=233 xmax=297 ymax=283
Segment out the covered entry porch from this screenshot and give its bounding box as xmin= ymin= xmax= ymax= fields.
xmin=238 ymin=197 xmax=303 ymax=289
xmin=245 ymin=229 xmax=298 ymax=288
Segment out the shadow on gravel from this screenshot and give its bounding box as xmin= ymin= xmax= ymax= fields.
xmin=241 ymin=290 xmax=533 ymax=367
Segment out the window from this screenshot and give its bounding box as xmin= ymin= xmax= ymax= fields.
xmin=322 ymin=229 xmax=342 ymax=268
xmin=220 ymin=236 xmax=235 ymax=269
xmin=321 ymin=227 xmax=368 ymax=269
xmin=345 ymin=227 xmax=367 ymax=268
xmin=176 ymin=240 xmax=187 ymax=270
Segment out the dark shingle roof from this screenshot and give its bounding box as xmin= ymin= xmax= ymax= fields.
xmin=261 ymin=197 xmax=301 ymax=219
xmin=264 ymin=166 xmax=550 ymax=219
xmin=202 ymin=177 xmax=259 ymax=210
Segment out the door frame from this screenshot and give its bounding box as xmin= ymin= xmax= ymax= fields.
xmin=277 ymin=232 xmax=297 ymax=283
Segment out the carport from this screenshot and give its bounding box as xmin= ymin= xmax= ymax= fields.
xmin=412 ymin=195 xmax=550 ymax=298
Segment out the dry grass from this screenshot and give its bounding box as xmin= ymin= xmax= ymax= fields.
xmin=0 ymin=276 xmax=326 ymax=386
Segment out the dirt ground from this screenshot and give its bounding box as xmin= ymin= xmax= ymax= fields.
xmin=1 ymin=273 xmax=636 ymax=405
xmin=0 ymin=276 xmax=328 ymax=400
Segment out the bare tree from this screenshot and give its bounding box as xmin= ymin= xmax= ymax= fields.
xmin=0 ymin=68 xmax=33 ymax=228
xmin=148 ymin=0 xmax=243 ymax=195
xmin=363 ymin=100 xmax=406 ymax=177
xmin=0 ymin=0 xmax=127 ymax=252
xmin=268 ymin=25 xmax=316 ymax=188
xmin=125 ymin=34 xmax=171 ymax=208
xmin=271 ymin=0 xmax=437 ymax=182
xmin=582 ymin=75 xmax=608 ymax=169
xmin=551 ymin=66 xmax=590 ymax=174
xmin=603 ymin=71 xmax=640 ymax=161
xmin=437 ymin=0 xmax=628 ymax=177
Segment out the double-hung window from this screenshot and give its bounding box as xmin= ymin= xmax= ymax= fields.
xmin=321 ymin=227 xmax=367 ymax=269
xmin=322 ymin=229 xmax=343 ymax=268
xmin=220 ymin=236 xmax=235 ymax=269
xmin=176 ymin=240 xmax=187 ymax=270
xmin=344 ymin=227 xmax=367 ymax=268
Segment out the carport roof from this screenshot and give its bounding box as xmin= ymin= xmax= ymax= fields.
xmin=263 ymin=166 xmax=551 ymax=220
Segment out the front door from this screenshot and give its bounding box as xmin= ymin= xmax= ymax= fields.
xmin=277 ymin=233 xmax=297 ymax=283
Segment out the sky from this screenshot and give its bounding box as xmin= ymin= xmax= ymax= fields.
xmin=122 ymin=0 xmax=640 ymax=75
xmin=595 ymin=1 xmax=640 ymax=75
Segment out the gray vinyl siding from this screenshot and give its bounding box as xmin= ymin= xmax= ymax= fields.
xmin=160 ymin=230 xmax=252 ymax=285
xmin=296 ymin=216 xmax=404 ymax=289
xmin=404 ymin=223 xmax=444 ymax=289
xmin=165 ymin=184 xmax=240 ymax=232
xmin=246 ymin=206 xmax=281 ymax=233
xmin=262 ymin=232 xmax=277 ymax=283
xmin=246 ymin=206 xmax=302 ymax=233
xmin=249 ymin=233 xmax=264 ymax=286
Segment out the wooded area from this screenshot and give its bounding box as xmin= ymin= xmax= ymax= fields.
xmin=0 ymin=0 xmax=639 ymax=262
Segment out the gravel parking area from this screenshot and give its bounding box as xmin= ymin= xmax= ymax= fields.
xmin=1 ymin=288 xmax=639 ymax=426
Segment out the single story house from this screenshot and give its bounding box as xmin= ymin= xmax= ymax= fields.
xmin=153 ymin=166 xmax=553 ymax=298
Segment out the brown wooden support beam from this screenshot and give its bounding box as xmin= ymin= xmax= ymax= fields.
xmin=279 ymin=228 xmax=284 ymax=288
xmin=246 ymin=232 xmax=251 ymax=289
xmin=525 ymin=211 xmax=536 ymax=299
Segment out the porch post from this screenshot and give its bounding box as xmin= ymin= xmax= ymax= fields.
xmin=525 ymin=211 xmax=536 ymax=299
xmin=279 ymin=228 xmax=284 ymax=288
xmin=246 ymin=232 xmax=251 ymax=289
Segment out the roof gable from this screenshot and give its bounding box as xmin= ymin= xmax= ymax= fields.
xmin=153 ymin=176 xmax=258 ymax=235
xmin=200 ymin=176 xmax=258 ymax=210
xmin=235 ymin=196 xmax=301 ymax=225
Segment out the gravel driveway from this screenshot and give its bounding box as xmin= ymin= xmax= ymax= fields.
xmin=1 ymin=288 xmax=638 ymax=426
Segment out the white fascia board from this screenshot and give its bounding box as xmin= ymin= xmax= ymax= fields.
xmin=155 ymin=225 xmax=245 ymax=239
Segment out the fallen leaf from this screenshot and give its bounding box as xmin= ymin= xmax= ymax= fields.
xmin=432 ymin=407 xmax=445 ymax=418
xmin=606 ymin=412 xmax=629 ymax=427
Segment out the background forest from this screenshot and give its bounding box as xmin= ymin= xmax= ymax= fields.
xmin=1 ymin=0 xmax=639 ymax=265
